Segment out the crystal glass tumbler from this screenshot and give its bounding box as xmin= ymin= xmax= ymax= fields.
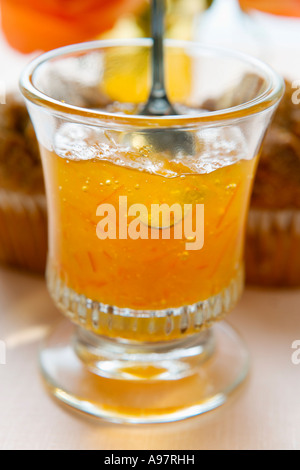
xmin=20 ymin=39 xmax=284 ymax=423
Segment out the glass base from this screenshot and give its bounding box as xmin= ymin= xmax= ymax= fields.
xmin=39 ymin=320 xmax=249 ymax=423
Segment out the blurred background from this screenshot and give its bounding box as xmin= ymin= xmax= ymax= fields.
xmin=0 ymin=0 xmax=300 ymax=90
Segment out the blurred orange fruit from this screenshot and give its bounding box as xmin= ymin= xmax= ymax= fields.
xmin=0 ymin=0 xmax=145 ymax=53
xmin=239 ymin=0 xmax=300 ymax=17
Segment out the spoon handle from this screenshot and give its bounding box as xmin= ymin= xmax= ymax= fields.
xmin=142 ymin=0 xmax=176 ymax=116
xmin=152 ymin=0 xmax=166 ymax=98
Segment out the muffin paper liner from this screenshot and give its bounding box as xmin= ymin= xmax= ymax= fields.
xmin=245 ymin=208 xmax=300 ymax=287
xmin=0 ymin=189 xmax=47 ymax=274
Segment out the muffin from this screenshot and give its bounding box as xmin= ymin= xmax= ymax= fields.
xmin=0 ymin=93 xmax=47 ymax=274
xmin=203 ymin=77 xmax=300 ymax=287
xmin=245 ymin=80 xmax=300 ymax=287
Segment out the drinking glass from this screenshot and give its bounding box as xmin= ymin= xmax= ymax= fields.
xmin=20 ymin=39 xmax=284 ymax=423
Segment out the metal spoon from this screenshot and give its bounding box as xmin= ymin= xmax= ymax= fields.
xmin=140 ymin=0 xmax=176 ymax=117
xmin=127 ymin=0 xmax=195 ymax=156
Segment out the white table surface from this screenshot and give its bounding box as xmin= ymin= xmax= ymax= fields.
xmin=0 ymin=265 xmax=299 ymax=450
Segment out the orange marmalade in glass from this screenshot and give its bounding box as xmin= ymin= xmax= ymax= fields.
xmin=42 ymin=115 xmax=258 ymax=341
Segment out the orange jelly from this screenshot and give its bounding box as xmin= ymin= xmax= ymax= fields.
xmin=41 ymin=121 xmax=257 ymax=340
